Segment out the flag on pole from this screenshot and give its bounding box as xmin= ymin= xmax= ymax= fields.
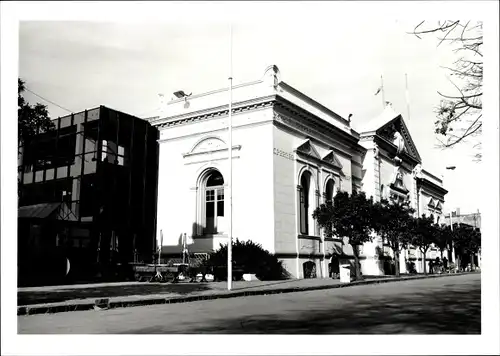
xmin=374 ymin=87 xmax=382 ymax=96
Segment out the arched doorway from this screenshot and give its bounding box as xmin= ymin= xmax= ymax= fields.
xmin=303 ymin=261 xmax=317 ymax=279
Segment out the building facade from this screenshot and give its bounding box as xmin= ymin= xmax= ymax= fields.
xmin=151 ymin=65 xmax=448 ymax=279
xmin=18 ymin=106 xmax=159 ymax=285
xmin=356 ymin=107 xmax=449 ymax=275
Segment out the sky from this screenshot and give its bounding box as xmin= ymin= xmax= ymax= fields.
xmin=16 ymin=6 xmax=486 ymax=215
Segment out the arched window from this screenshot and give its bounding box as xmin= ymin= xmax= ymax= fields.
xmin=203 ymin=170 xmax=225 ymax=234
xmin=299 ymin=172 xmax=311 ymax=235
xmin=325 ymin=179 xmax=335 ymax=205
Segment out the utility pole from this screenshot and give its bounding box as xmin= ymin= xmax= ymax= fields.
xmin=227 ymin=24 xmax=233 ymax=290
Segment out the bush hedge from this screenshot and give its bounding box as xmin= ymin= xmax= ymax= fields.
xmin=205 ymin=239 xmax=290 ymax=281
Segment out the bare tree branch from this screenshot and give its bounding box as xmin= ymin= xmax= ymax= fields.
xmin=411 ymin=20 xmax=482 ymax=162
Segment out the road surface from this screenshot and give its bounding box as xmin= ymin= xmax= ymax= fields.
xmin=18 ymin=273 xmax=480 ymax=334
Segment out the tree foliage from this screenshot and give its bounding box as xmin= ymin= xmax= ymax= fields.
xmin=452 ymin=225 xmax=481 ymax=269
xmin=313 ymin=191 xmax=377 ymax=280
xmin=372 ymin=199 xmax=415 ymax=277
xmin=409 ymin=214 xmax=436 ymax=274
xmin=434 ymin=224 xmax=453 ymax=259
xmin=205 ymin=239 xmax=290 ymax=281
xmin=410 ymin=21 xmax=482 ymax=161
xmin=18 ymin=78 xmax=54 ymax=145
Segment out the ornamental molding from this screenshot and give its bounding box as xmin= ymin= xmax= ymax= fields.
xmin=296 ymin=139 xmax=321 ymax=160
xmin=322 ymin=150 xmax=343 ymax=170
xmin=375 ymin=118 xmax=422 ymax=163
xmin=273 ymin=100 xmax=364 ymax=154
xmin=154 ymin=96 xmax=276 ymax=128
xmin=295 ymin=140 xmax=345 ymax=174
xmin=273 ymin=112 xmax=355 ymax=161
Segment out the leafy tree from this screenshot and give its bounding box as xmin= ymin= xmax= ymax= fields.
xmin=409 ymin=214 xmax=436 ymax=274
xmin=410 ymin=21 xmax=482 ymax=161
xmin=18 ymin=78 xmax=54 ymax=146
xmin=453 ymin=225 xmax=481 ymax=270
xmin=313 ymin=191 xmax=377 ymax=281
xmin=434 ymin=224 xmax=454 ymax=260
xmin=205 ymin=239 xmax=290 ymax=281
xmin=372 ymin=199 xmax=415 ymax=277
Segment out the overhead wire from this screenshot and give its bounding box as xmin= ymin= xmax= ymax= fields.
xmin=23 ymin=86 xmax=74 ymax=114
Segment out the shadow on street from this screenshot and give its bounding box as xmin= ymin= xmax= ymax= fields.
xmin=17 ymin=283 xmax=212 ymax=305
xmin=118 ymin=279 xmax=480 ymax=335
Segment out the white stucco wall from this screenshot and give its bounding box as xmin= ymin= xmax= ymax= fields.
xmin=156 ymin=107 xmax=275 ymax=255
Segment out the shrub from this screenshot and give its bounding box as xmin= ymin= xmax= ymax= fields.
xmin=205 ymin=239 xmax=291 ymax=281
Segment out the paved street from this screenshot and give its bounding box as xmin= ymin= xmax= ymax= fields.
xmin=18 ymin=273 xmax=480 ymax=334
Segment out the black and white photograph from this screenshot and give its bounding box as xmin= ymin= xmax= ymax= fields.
xmin=1 ymin=1 xmax=499 ymax=355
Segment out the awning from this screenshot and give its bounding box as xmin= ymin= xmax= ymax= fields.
xmin=18 ymin=202 xmax=77 ymax=221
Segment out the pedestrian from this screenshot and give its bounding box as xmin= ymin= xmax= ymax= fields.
xmin=443 ymin=256 xmax=448 ymax=272
xmin=435 ymin=257 xmax=442 ymax=274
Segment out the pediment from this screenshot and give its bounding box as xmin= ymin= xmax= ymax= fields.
xmin=190 ymin=137 xmax=226 ymax=154
xmin=377 ymin=117 xmax=421 ymax=163
xmin=322 ymin=150 xmax=343 ymax=169
xmin=296 ymin=139 xmax=321 ymax=159
xmin=428 ymin=198 xmax=436 ymax=208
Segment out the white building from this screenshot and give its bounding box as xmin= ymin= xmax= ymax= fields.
xmin=150 ymin=65 xmax=447 ymax=278
xmin=356 ymin=105 xmax=448 ymax=275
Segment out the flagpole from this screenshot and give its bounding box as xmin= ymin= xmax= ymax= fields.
xmin=381 ymin=75 xmax=385 ymax=109
xmin=405 ymin=73 xmax=411 ymax=122
xmin=227 ymin=24 xmax=233 ymax=291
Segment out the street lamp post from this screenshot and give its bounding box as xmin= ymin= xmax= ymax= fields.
xmin=445 ymin=166 xmax=457 ymax=271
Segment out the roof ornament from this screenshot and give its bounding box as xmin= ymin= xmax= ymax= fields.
xmin=263 ymin=64 xmax=281 ymax=88
xmin=393 ymin=131 xmax=405 ymax=154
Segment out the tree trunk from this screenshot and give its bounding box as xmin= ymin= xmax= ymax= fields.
xmin=394 ymin=251 xmax=400 ymax=277
xmin=352 ymin=246 xmax=362 ymax=281
xmin=470 ymin=252 xmax=475 ymax=271
xmin=421 ymin=249 xmax=427 ymax=274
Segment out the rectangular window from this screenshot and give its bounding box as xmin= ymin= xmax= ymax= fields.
xmin=300 ymin=191 xmax=308 ymax=235
xmin=101 ymin=140 xmax=127 ymax=166
xmin=217 ymin=201 xmax=224 ymax=217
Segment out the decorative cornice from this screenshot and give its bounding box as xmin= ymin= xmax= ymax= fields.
xmin=153 ymin=95 xmax=276 ymax=128
xmin=417 ymin=178 xmax=448 ymax=196
xmin=279 ymin=82 xmax=351 ymax=126
xmin=274 ymin=112 xmax=356 ymax=161
xmin=274 ymin=99 xmax=363 ymax=152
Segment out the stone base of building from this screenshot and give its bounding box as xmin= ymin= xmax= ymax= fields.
xmin=278 ymin=255 xmax=394 ymax=279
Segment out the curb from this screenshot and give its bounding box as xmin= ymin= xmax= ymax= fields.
xmin=17 ymin=272 xmax=475 ymax=316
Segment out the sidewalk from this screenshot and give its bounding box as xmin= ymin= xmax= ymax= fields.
xmin=17 ymin=272 xmax=474 ymax=316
